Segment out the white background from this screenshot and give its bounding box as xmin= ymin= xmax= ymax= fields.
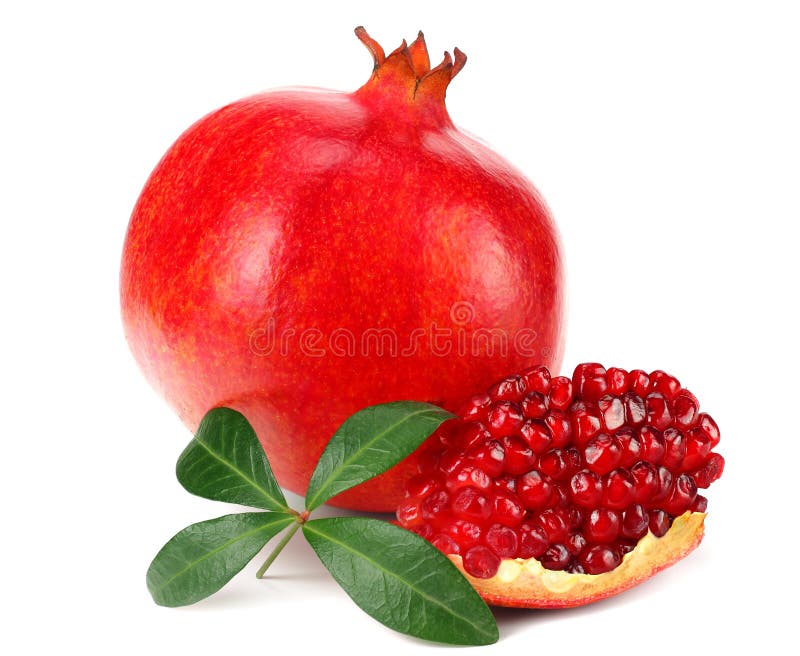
xmin=2 ymin=0 xmax=798 ymax=653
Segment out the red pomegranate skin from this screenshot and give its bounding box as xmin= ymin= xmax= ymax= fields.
xmin=120 ymin=30 xmax=565 ymax=510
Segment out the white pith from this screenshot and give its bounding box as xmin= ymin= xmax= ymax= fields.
xmin=448 ymin=511 xmax=706 ymax=607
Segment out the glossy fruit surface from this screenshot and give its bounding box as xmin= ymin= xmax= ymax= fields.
xmin=397 ymin=363 xmax=723 ymax=606
xmin=120 ymin=29 xmax=565 ymax=510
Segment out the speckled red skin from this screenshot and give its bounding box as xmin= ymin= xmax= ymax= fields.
xmin=120 ymin=30 xmax=565 ymax=510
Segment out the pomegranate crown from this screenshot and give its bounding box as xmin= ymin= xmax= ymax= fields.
xmin=354 ymin=26 xmax=466 ymax=105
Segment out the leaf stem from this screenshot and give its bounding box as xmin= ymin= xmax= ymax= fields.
xmin=255 ymin=519 xmax=302 ymax=579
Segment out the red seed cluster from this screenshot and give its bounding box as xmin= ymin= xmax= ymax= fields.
xmin=397 ymin=364 xmax=724 ymax=579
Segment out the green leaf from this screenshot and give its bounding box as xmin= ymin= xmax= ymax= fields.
xmin=147 ymin=512 xmax=295 ymax=607
xmin=305 ymin=402 xmax=454 ymax=510
xmin=303 ymin=517 xmax=498 ymax=646
xmin=176 ymin=407 xmax=289 ymax=511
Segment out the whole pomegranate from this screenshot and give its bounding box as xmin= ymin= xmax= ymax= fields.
xmin=120 ymin=28 xmax=565 ymax=510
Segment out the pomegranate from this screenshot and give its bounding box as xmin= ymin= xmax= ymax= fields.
xmin=397 ymin=363 xmax=723 ymax=607
xmin=120 ymin=28 xmax=565 ymax=510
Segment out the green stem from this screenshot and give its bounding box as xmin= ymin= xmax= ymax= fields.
xmin=256 ymin=521 xmax=301 ymax=579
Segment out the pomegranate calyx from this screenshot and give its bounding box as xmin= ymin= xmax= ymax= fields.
xmin=354 ymin=26 xmax=465 ymax=109
xmin=449 ymin=511 xmax=706 ymax=608
xmin=407 ymin=31 xmax=431 ymax=76
xmin=354 ymin=25 xmax=387 ymax=68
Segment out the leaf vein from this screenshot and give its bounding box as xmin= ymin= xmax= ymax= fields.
xmin=307 ymin=408 xmax=443 ymax=508
xmin=152 ymin=516 xmax=292 ymax=593
xmin=192 ymin=434 xmax=285 ymax=510
xmin=305 ymin=523 xmax=494 ymax=638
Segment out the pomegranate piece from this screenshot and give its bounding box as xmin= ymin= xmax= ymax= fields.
xmin=398 ymin=363 xmax=724 ymax=602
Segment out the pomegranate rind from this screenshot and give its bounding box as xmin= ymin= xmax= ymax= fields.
xmin=447 ymin=511 xmax=705 ymax=608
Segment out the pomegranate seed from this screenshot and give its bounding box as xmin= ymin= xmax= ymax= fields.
xmin=562 ymin=449 xmax=582 ymax=481
xmin=521 ymin=365 xmax=551 ymax=394
xmin=681 ymin=429 xmax=711 ymax=472
xmin=463 ymin=545 xmax=501 ymax=578
xmin=580 ymin=545 xmax=621 ymax=574
xmin=413 ymin=524 xmax=434 ymax=540
xmin=631 ymin=461 xmax=659 ymax=503
xmin=573 ymin=363 xmax=609 ymax=403
xmin=628 ymin=370 xmax=650 ymax=397
xmin=451 ymin=486 xmax=492 ymax=522
xmin=639 ymin=426 xmax=665 ymax=463
xmin=648 ymin=510 xmax=671 ymax=537
xmin=622 ymin=392 xmax=646 ymax=426
xmin=645 ymin=393 xmax=673 ymax=430
xmin=520 ymin=420 xmax=553 ymax=454
xmin=649 ymin=370 xmax=681 ymax=400
xmin=565 ymin=506 xmax=584 ymax=529
xmin=606 ymin=367 xmax=629 ymax=395
xmin=446 ymin=464 xmax=491 ymax=492
xmin=494 ymin=474 xmax=517 ymax=494
xmin=397 ymin=363 xmax=723 ymax=579
xmin=550 ymin=486 xmax=569 ymax=507
xmin=544 ymin=411 xmax=572 ymax=448
xmin=602 ymin=468 xmax=635 ymax=510
xmin=488 ymin=375 xmax=527 ymax=402
xmin=568 ymin=469 xmax=603 ymax=508
xmin=397 ymin=499 xmax=423 ymax=526
xmin=539 ymin=449 xmax=570 ymax=480
xmin=421 ymin=490 xmax=449 ymax=520
xmin=522 ymin=392 xmax=549 ymax=419
xmin=466 ymin=440 xmax=505 ymax=477
xmin=548 ymin=376 xmax=573 ymax=410
xmin=492 ymin=490 xmax=525 ymax=527
xmin=693 ymin=453 xmax=725 ymax=488
xmin=621 ymin=504 xmax=649 ymax=540
xmin=662 ymin=474 xmax=698 ymax=516
xmin=536 ymin=508 xmax=570 ymax=543
xmin=431 ymin=533 xmax=461 ymax=555
xmin=458 ymin=393 xmax=491 ymax=421
xmin=485 ymin=524 xmax=519 ymax=558
xmin=441 ymin=519 xmax=483 ymax=549
xmin=696 ymin=413 xmax=720 ymax=448
xmin=445 ymin=422 xmax=489 ymax=450
xmin=540 ymin=544 xmax=570 ymax=570
xmin=405 ymin=474 xmax=439 ymax=498
xmin=518 ymin=471 xmax=553 ymax=510
xmin=487 ymin=401 xmax=524 ymax=437
xmin=672 ymin=391 xmax=699 ymax=428
xmin=519 ymin=523 xmax=549 ymax=558
xmin=662 ymin=427 xmax=687 ymax=469
xmin=566 ymin=532 xmax=587 ymax=556
xmin=583 ymin=508 xmax=621 ymax=544
xmin=616 ymin=428 xmax=643 ymax=467
xmin=500 ymin=435 xmax=537 ymax=475
xmin=438 ymin=451 xmax=466 ymax=475
xmin=598 ymin=395 xmax=625 ymax=431
xmin=570 ymin=402 xmax=603 ymax=447
xmin=649 ymin=466 xmax=674 ymax=505
xmin=690 ymin=494 xmax=708 ymax=512
xmin=584 ymin=433 xmax=622 ymax=475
